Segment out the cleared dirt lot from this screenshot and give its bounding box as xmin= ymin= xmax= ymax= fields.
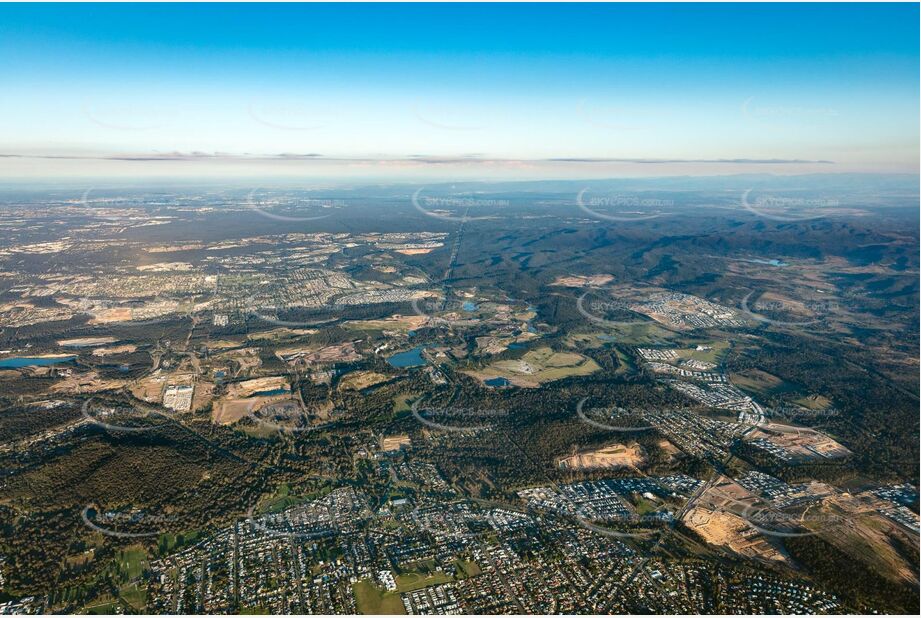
xmin=558 ymin=443 xmax=645 ymax=470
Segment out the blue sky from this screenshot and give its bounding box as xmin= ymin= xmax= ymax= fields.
xmin=0 ymin=2 xmax=917 ymax=180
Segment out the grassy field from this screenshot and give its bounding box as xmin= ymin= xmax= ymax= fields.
xmin=353 ymin=580 xmax=406 ymax=615
xmin=793 ymin=394 xmax=834 ymax=410
xmin=344 ymin=315 xmax=428 ymax=334
xmin=64 ymin=549 xmax=95 ymax=569
xmin=603 ymin=321 xmax=677 ymax=345
xmin=119 ymin=582 xmax=147 ymax=611
xmin=116 ymin=546 xmax=148 ymax=580
xmin=339 ymin=370 xmax=393 ymax=391
xmin=612 ymin=347 xmax=636 ymax=375
xmin=395 ymin=571 xmax=454 ymax=592
xmin=466 ymin=346 xmax=600 ymax=387
xmin=247 ymin=327 xmax=317 ymax=342
xmin=392 ymin=393 xmax=417 ymax=414
xmin=157 ymin=530 xmax=203 ymax=556
xmin=456 ymin=560 xmax=482 ymax=578
xmin=564 ymin=332 xmax=617 ymax=349
xmin=674 ymin=340 xmax=730 ymax=365
xmin=730 ymin=368 xmax=794 ymax=397
xmin=84 ymin=599 xmax=122 ymax=614
xmin=257 ymin=483 xmax=308 ymax=515
xmin=633 ymin=496 xmax=658 ymax=516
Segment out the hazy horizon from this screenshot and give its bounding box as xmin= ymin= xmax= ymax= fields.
xmin=1 ymin=2 xmax=918 ymax=180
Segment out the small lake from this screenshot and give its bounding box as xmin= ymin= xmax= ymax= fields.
xmin=484 ymin=376 xmax=511 ymax=387
xmin=252 ymin=388 xmax=290 ymax=397
xmin=0 ymin=355 xmax=77 ymax=368
xmin=462 ymin=301 xmax=478 ymax=312
xmin=387 ymin=346 xmax=426 ymax=368
xmin=743 ymin=258 xmax=788 ymax=267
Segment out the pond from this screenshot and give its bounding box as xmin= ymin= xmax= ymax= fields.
xmin=252 ymin=388 xmax=290 ymax=397
xmin=0 ymin=355 xmax=77 ymax=368
xmin=744 ymin=258 xmax=788 ymax=267
xmin=387 ymin=346 xmax=426 ymax=368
